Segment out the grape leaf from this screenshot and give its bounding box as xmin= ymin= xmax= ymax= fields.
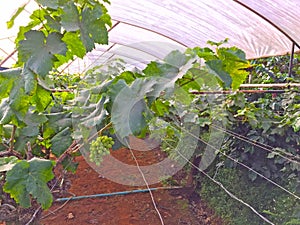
xmin=24 ymin=111 xmax=48 ymax=126
xmin=51 ymin=127 xmax=73 ymax=156
xmin=22 ymin=66 xmax=37 ymax=95
xmin=151 ymin=99 xmax=170 ymax=116
xmin=206 ymin=60 xmax=232 ymax=88
xmin=61 ymin=156 xmax=78 ymax=173
xmin=10 ymin=86 xmax=30 ymax=122
xmin=19 ymin=31 xmax=67 ymax=77
xmin=35 ymin=0 xmax=60 ymax=9
xmin=81 ymin=96 xmax=107 ymax=127
xmin=61 ymin=2 xmax=109 ymax=52
xmin=32 ymin=85 xmax=53 ymax=112
xmin=3 ymin=158 xmax=55 ymax=209
xmin=44 ymin=15 xmax=61 ymax=31
xmin=0 ymin=68 xmax=21 ymax=99
xmin=164 ymin=50 xmax=187 ymax=68
xmin=111 ymin=79 xmax=155 ymax=139
xmin=0 ymin=99 xmax=13 ymax=125
xmin=62 ymin=32 xmax=86 ymax=58
xmin=217 ymin=47 xmax=250 ymax=90
xmin=61 ymin=2 xmax=80 ymax=31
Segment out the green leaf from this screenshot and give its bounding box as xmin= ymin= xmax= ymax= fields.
xmin=81 ymin=5 xmax=108 ymax=46
xmin=218 ymin=47 xmax=247 ymax=62
xmin=62 ymin=32 xmax=86 ymax=58
xmin=164 ymin=50 xmax=187 ymax=68
xmin=45 ymin=112 xmax=72 ymax=135
xmin=217 ymin=47 xmax=250 ymax=89
xmin=0 ymin=69 xmax=21 ymax=99
xmin=32 ymin=85 xmax=53 ymax=111
xmin=22 ymin=66 xmax=37 ymax=95
xmin=207 ymin=38 xmax=228 ymax=47
xmin=111 ymin=79 xmax=152 ymax=138
xmin=19 ymin=31 xmax=67 ymax=77
xmin=61 ymin=155 xmax=78 ymax=173
xmin=151 ymin=99 xmax=170 ymax=116
xmin=143 ymin=61 xmax=178 ymax=78
xmin=21 ymin=126 xmax=39 ymax=137
xmin=6 ymin=4 xmax=26 ymax=29
xmin=10 ymin=87 xmax=30 ymax=122
xmin=0 ymin=99 xmax=13 ymax=124
xmin=174 ymin=87 xmax=192 ymax=105
xmin=81 ymin=96 xmax=107 ymax=127
xmin=206 ymin=60 xmax=232 ymax=88
xmin=36 ymin=0 xmax=59 ymax=9
xmin=3 ymin=158 xmax=55 ymax=209
xmin=51 ymin=127 xmax=73 ymax=156
xmin=192 ymin=47 xmax=217 ymax=61
xmin=61 ymin=2 xmax=80 ymax=31
xmin=44 ymin=15 xmax=61 ymax=31
xmin=61 ymin=2 xmax=109 ymax=52
xmin=24 ymin=111 xmax=48 ymax=127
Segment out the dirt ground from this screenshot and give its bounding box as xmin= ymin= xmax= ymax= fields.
xmin=1 ymin=140 xmax=223 ymax=225
xmin=40 ymin=145 xmax=223 ymax=225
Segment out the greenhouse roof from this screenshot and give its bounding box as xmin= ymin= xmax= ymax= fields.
xmin=0 ymin=0 xmax=299 ymax=72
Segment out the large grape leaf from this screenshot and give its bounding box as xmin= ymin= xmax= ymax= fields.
xmin=206 ymin=60 xmax=232 ymax=88
xmin=217 ymin=47 xmax=250 ymax=90
xmin=18 ymin=31 xmax=67 ymax=77
xmin=163 ymin=50 xmax=187 ymax=68
xmin=3 ymin=158 xmax=55 ymax=209
xmin=61 ymin=2 xmax=109 ymax=52
xmin=81 ymin=96 xmax=107 ymax=127
xmin=51 ymin=127 xmax=73 ymax=156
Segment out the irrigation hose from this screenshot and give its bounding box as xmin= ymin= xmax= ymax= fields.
xmin=55 ymin=186 xmax=182 ymax=202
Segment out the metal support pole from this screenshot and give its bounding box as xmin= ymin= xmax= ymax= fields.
xmin=288 ymin=42 xmax=295 ymax=77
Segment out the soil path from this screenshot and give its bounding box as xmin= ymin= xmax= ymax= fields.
xmin=40 ymin=143 xmax=223 ymax=225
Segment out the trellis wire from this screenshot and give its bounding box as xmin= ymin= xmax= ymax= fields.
xmin=210 ymin=123 xmax=300 ymax=164
xmin=173 ymin=147 xmax=276 ymax=225
xmin=177 ymin=124 xmax=300 ymax=201
xmin=124 ymin=139 xmax=165 ymax=225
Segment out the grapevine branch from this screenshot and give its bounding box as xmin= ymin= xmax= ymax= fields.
xmin=0 ymin=125 xmax=22 ymax=158
xmin=8 ymin=125 xmax=17 ymax=152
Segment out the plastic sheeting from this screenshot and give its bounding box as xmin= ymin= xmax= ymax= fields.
xmin=107 ymin=0 xmax=299 ymax=59
xmin=0 ymin=0 xmax=299 ymax=70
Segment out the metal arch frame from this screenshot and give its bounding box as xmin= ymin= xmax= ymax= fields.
xmin=233 ymin=0 xmax=300 ymax=49
xmin=110 ymin=19 xmax=189 ymax=48
xmin=233 ymin=0 xmax=299 ymax=77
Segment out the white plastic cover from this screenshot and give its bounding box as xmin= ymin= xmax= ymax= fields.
xmin=0 ymin=0 xmax=299 ymax=70
xmin=107 ymin=0 xmax=299 ymax=58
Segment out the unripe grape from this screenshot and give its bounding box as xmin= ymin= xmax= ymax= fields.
xmin=89 ymin=135 xmax=114 ymax=166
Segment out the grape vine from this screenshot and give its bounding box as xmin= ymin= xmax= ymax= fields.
xmin=0 ymin=0 xmax=111 ymax=213
xmin=0 ymin=1 xmax=299 ymax=224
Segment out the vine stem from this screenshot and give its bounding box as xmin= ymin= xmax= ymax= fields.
xmin=25 ymin=206 xmax=42 ymax=225
xmin=8 ymin=125 xmax=16 ymax=152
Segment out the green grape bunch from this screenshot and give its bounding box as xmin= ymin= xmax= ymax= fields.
xmin=89 ymin=135 xmax=114 ymax=166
